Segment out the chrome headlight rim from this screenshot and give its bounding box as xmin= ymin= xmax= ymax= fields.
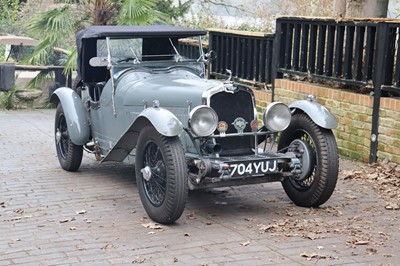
xmin=263 ymin=102 xmax=291 ymax=132
xmin=189 ymin=105 xmax=218 ymax=137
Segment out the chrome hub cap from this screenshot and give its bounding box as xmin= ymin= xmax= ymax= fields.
xmin=141 ymin=166 xmax=152 ymax=181
xmin=55 ymin=129 xmax=62 ymax=144
xmin=288 ymin=139 xmax=315 ymax=181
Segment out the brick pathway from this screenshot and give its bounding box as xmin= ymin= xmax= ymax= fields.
xmin=0 ymin=109 xmax=399 ymax=265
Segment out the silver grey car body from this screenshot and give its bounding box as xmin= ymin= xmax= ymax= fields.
xmin=51 ymin=25 xmax=339 ymax=224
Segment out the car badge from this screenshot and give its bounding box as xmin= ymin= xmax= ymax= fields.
xmin=250 ymin=120 xmax=258 ymax=132
xmin=217 ymin=121 xmax=228 ymax=136
xmin=232 ymin=117 xmax=248 ymax=134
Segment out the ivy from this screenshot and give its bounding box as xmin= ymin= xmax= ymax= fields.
xmin=0 ymin=0 xmax=22 ymax=22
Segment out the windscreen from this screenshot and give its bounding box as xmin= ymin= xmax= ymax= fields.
xmin=96 ymin=36 xmax=204 ymax=65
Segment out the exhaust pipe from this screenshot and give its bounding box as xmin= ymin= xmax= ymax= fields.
xmin=203 ymin=142 xmax=222 ymax=154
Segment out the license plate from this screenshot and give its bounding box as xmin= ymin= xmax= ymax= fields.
xmin=228 ymin=160 xmax=278 ymax=177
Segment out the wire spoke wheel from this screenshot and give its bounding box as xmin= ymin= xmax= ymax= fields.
xmin=56 ymin=115 xmax=69 ymax=160
xmin=136 ymin=125 xmax=187 ymax=224
xmin=142 ymin=141 xmax=167 ymax=206
xmin=54 ymin=103 xmax=83 ymax=171
xmin=278 ymin=113 xmax=338 ymax=207
xmin=287 ymin=130 xmax=316 ymax=189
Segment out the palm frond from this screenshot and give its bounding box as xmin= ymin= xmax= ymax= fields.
xmin=26 ymin=6 xmax=75 ymax=47
xmin=63 ymin=48 xmax=78 ymax=75
xmin=25 ymin=71 xmax=54 ymax=90
xmin=118 ymin=0 xmax=167 ymax=25
xmin=25 ymin=5 xmax=77 ymax=66
xmin=21 ymin=38 xmax=52 ymax=65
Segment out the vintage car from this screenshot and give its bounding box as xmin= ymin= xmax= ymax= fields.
xmin=50 ymin=25 xmax=339 ymax=224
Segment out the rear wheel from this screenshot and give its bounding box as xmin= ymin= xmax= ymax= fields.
xmin=135 ymin=126 xmax=187 ymax=224
xmin=278 ymin=113 xmax=338 ymax=207
xmin=54 ymin=103 xmax=83 ymax=171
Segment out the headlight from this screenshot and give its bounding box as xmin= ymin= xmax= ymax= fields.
xmin=263 ymin=102 xmax=291 ymax=132
xmin=189 ymin=106 xmax=218 ymax=137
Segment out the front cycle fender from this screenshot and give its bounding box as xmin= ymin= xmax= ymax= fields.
xmin=289 ymin=98 xmax=338 ymax=129
xmin=50 ymin=87 xmax=89 ymax=145
xmin=136 ymin=107 xmax=184 ymax=136
xmin=101 ymin=107 xmax=183 ymax=162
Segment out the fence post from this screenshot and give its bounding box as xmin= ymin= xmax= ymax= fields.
xmin=271 ymin=19 xmax=284 ymax=102
xmin=207 ymin=31 xmax=214 ymax=80
xmin=369 ymin=22 xmax=388 ymax=163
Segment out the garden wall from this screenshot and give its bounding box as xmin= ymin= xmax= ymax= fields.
xmin=253 ymin=79 xmax=400 ymax=164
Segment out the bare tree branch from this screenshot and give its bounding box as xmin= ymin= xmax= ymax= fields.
xmin=199 ymin=0 xmax=251 ymax=15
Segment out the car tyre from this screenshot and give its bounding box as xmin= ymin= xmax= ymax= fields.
xmin=54 ymin=103 xmax=83 ymax=171
xmin=135 ymin=126 xmax=187 ymax=224
xmin=278 ymin=113 xmax=338 ymax=207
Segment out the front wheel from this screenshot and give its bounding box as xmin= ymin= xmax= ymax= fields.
xmin=54 ymin=103 xmax=83 ymax=171
xmin=135 ymin=126 xmax=187 ymax=224
xmin=278 ymin=113 xmax=338 ymax=207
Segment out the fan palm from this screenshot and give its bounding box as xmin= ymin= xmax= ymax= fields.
xmin=24 ymin=0 xmax=166 ymax=88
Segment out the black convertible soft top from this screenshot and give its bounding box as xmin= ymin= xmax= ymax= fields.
xmin=76 ymin=25 xmax=207 ymax=40
xmin=76 ymin=25 xmax=207 ymax=84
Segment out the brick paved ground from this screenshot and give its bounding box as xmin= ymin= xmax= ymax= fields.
xmin=0 ymin=109 xmax=399 ymax=265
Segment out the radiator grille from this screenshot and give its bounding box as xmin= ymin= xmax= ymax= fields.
xmin=210 ymin=89 xmax=256 ymax=156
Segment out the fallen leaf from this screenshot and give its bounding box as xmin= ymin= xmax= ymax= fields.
xmin=13 ymin=208 xmax=24 ymax=214
xmin=385 ymin=203 xmax=399 ymax=210
xmin=366 ymin=248 xmax=377 ymax=255
xmin=186 ymin=212 xmax=196 ymax=220
xmin=257 ymin=224 xmax=278 ymax=232
xmin=101 ymin=243 xmax=115 ymax=250
xmin=354 ymin=240 xmax=370 ymax=245
xmin=141 ymin=222 xmax=164 ymax=230
xmin=59 ymin=217 xmax=75 ymax=223
xmin=132 ymin=257 xmax=146 ymax=264
xmin=277 ymin=220 xmax=288 ymax=226
xmin=76 ymin=210 xmax=87 ymax=215
xmin=305 ymin=233 xmax=319 ymax=240
xmin=367 ymin=173 xmax=379 ymax=179
xmin=240 ymin=240 xmax=251 ymax=246
xmin=300 ymin=252 xmax=336 ymax=260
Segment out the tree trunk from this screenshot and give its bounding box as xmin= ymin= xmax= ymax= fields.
xmin=334 ymin=0 xmax=346 ymax=17
xmin=336 ymin=0 xmax=389 ymax=18
xmin=364 ymin=0 xmax=389 ymax=17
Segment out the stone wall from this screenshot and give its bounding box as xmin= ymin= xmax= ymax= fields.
xmin=253 ymin=79 xmax=400 ymax=164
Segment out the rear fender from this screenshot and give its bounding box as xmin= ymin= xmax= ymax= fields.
xmin=50 ymin=87 xmax=90 ymax=145
xmin=289 ymin=98 xmax=338 ymax=129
